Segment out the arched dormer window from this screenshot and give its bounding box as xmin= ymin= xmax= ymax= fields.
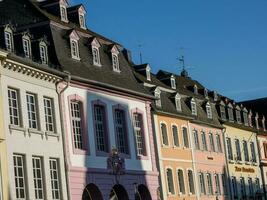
xmin=248 ymin=110 xmax=253 ymax=127
xmin=170 ymin=75 xmax=176 ymax=89
xmin=91 ymin=38 xmax=101 ymax=66
xmin=4 ymin=25 xmax=14 ymax=52
xmin=243 ymin=107 xmax=249 ymax=126
xmin=146 ymin=65 xmax=151 ymax=81
xmin=194 ymin=85 xmax=198 ymax=94
xmin=262 ymin=116 xmax=266 ymax=131
xmin=227 ymin=103 xmax=234 ymax=121
xmin=60 ymin=0 xmax=68 ymax=22
xmin=213 ymin=91 xmax=218 ymax=101
xmin=154 ymin=87 xmax=161 ymax=108
xmin=39 ymin=40 xmax=48 ymax=65
xmin=175 ymin=93 xmax=181 ymax=111
xmin=22 ymin=33 xmax=32 ymax=58
xmin=69 ymin=30 xmax=80 ymax=60
xmin=78 ymin=5 xmax=86 ymax=29
xmin=206 ymin=102 xmax=212 ymax=119
xmin=235 ymin=106 xmax=241 ymax=124
xmin=204 ymin=88 xmax=208 ymax=98
xmin=111 ymin=45 xmax=120 ymax=72
xmin=255 ymin=113 xmax=259 ymax=129
xmin=191 ymin=98 xmax=197 ymax=116
xmin=219 ymin=101 xmax=226 ymax=120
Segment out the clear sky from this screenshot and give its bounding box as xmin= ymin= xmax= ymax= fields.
xmin=71 ymin=0 xmax=267 ymax=102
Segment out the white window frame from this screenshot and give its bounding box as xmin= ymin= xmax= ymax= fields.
xmin=70 ymin=39 xmax=80 ymax=60
xmin=70 ymin=101 xmax=83 ymax=150
xmin=232 ymin=176 xmax=238 ymax=197
xmin=248 ymin=177 xmax=253 ymax=196
xmin=206 ymin=173 xmax=213 ymax=195
xmin=26 ymin=93 xmax=39 ymax=130
xmin=4 ymin=27 xmax=14 ymax=52
xmin=92 ymin=46 xmax=101 ymax=66
xmin=146 ymin=66 xmax=151 ymax=81
xmin=240 ymin=177 xmax=246 ymax=198
xmin=235 ymin=139 xmax=242 ymax=161
xmin=79 ymin=14 xmax=86 ymax=29
xmin=94 ymin=105 xmax=107 ymax=152
xmin=172 ymin=125 xmax=179 ymax=147
xmin=112 ymin=53 xmax=120 ymax=72
xmin=193 ymin=130 xmax=200 ymax=150
xmin=133 ymin=113 xmax=145 ymax=156
xmin=154 ymin=88 xmax=161 ymax=107
xmin=44 ymin=97 xmax=55 ymax=133
xmin=114 ymin=109 xmax=128 ymax=154
xmin=250 ymin=142 xmax=256 ymax=163
xmin=166 ymin=168 xmax=175 ymax=195
xmin=236 ymin=109 xmax=241 ymax=123
xmin=22 ymin=36 xmax=31 ymax=58
xmin=216 ymin=134 xmax=222 ymax=153
xmin=201 ymin=131 xmax=208 ymax=151
xmin=243 ymin=110 xmax=249 ymax=126
xmin=226 ymin=137 xmax=233 ymax=160
xmin=206 ymin=102 xmax=212 ymax=119
xmin=160 ymin=123 xmax=169 ymax=146
xmin=177 ymin=169 xmax=185 ymax=194
xmin=8 ymin=88 xmax=21 ymax=126
xmin=191 ymin=98 xmax=197 ymax=116
xmin=182 ymin=126 xmax=189 ymax=148
xmin=188 ymin=170 xmax=195 ymax=194
xmin=13 ymin=154 xmax=27 ymax=199
xmin=220 ymin=104 xmax=226 ymax=120
xmin=209 ymin=133 xmax=215 ymax=152
xmin=39 ymin=42 xmax=48 ymax=65
xmin=60 ymin=5 xmax=68 ymax=22
xmin=49 ymin=158 xmax=61 ymax=200
xmin=228 ymin=106 xmax=234 ymax=121
xmin=198 ymin=172 xmax=206 ymax=195
xmin=175 ymin=93 xmax=181 ymax=111
xmin=243 ymin=140 xmax=249 ymax=162
xmin=170 ymin=75 xmax=176 ymax=89
xmin=215 ymin=174 xmax=221 ymax=195
xmin=32 ymin=156 xmax=45 ymax=200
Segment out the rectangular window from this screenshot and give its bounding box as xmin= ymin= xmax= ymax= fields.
xmin=44 ymin=97 xmax=55 ymax=132
xmin=188 ymin=170 xmax=195 ymax=194
xmin=216 ymin=134 xmax=222 ymax=153
xmin=70 ymin=101 xmax=83 ymax=149
xmin=221 ymin=174 xmax=228 ymax=195
xmin=79 ymin=14 xmax=85 ymax=28
xmin=23 ymin=38 xmax=31 ymax=58
xmin=13 ymin=154 xmax=26 ymax=199
xmin=32 ymin=157 xmax=44 ymax=199
xmin=235 ymin=139 xmax=242 ymax=161
xmin=248 ymin=177 xmax=253 ymax=196
xmin=236 ymin=110 xmax=241 ymax=123
xmin=226 ymin=137 xmax=233 ymax=160
xmin=27 ymin=93 xmax=38 ymax=129
xmin=4 ymin=31 xmax=12 ymax=51
xmin=228 ymin=108 xmax=234 ymax=121
xmin=232 ymin=176 xmax=238 ymax=198
xmin=112 ymin=54 xmax=120 ymax=72
xmin=60 ymin=6 xmax=67 ymax=21
xmin=255 ymin=178 xmax=260 ymax=192
xmin=94 ymin=105 xmax=107 ymax=152
xmin=215 ymin=174 xmax=221 ymax=195
xmin=207 ymin=173 xmax=213 ymax=195
xmin=182 ymin=127 xmax=189 ymax=148
xmin=114 ymin=109 xmax=128 ymax=154
xmin=243 ymin=112 xmax=249 ymax=126
xmin=92 ymin=47 xmax=100 ymax=66
xmin=201 ymin=132 xmax=208 ymax=151
xmin=199 ymin=172 xmax=206 ymax=194
xmin=220 ymin=106 xmax=226 ymax=119
xmin=40 ymin=45 xmax=48 ymax=64
xmin=240 ymin=177 xmax=246 ymax=198
xmin=8 ymin=88 xmax=21 ymax=126
xmin=243 ymin=141 xmax=249 ymax=162
xmin=250 ymin=142 xmax=256 ymax=163
xmin=172 ymin=125 xmax=179 ymax=147
xmin=193 ymin=130 xmax=200 ymax=150
xmin=133 ymin=113 xmax=145 ymax=156
xmin=209 ymin=133 xmax=215 ymax=152
xmin=49 ymin=159 xmax=61 ymax=200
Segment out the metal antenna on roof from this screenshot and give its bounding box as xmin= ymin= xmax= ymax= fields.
xmin=177 ymin=47 xmax=194 ymax=78
xmin=138 ymin=44 xmax=143 ymax=64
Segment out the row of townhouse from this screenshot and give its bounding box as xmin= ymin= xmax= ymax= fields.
xmin=0 ymin=0 xmax=266 ymax=200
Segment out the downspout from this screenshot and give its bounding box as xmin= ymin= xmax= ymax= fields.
xmin=56 ymin=71 xmax=71 ymax=200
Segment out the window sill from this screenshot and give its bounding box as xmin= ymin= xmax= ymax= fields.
xmin=137 ymin=154 xmax=149 ymax=160
xmin=28 ymin=128 xmax=44 ymax=136
xmin=228 ymin=160 xmax=234 ymax=164
xmin=161 ymin=144 xmax=170 ymax=148
xmin=9 ymin=124 xmax=26 ymax=133
xmin=73 ymin=149 xmax=89 ymax=155
xmin=45 ymin=131 xmax=60 ymax=139
xmin=93 ymin=63 xmax=102 ymax=67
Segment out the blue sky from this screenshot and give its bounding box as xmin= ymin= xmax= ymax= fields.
xmin=71 ymin=0 xmax=267 ymax=101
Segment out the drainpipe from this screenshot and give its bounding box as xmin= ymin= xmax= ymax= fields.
xmin=56 ymin=71 xmax=71 ymax=200
xmin=187 ymin=121 xmax=200 ymax=200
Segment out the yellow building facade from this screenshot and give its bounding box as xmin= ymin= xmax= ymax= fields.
xmin=0 ymin=51 xmax=9 ymax=200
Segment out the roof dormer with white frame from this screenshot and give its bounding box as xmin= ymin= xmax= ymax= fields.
xmin=60 ymin=0 xmax=69 ymax=22
xmin=78 ymin=5 xmax=87 ymax=29
xmin=4 ymin=24 xmax=14 ymax=52
xmin=69 ymin=30 xmax=80 ymax=60
xmin=110 ymin=45 xmax=120 ymax=72
xmin=91 ymin=37 xmax=101 ymax=66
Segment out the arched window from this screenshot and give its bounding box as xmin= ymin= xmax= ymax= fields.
xmin=182 ymin=127 xmax=189 ymax=148
xmin=188 ymin=170 xmax=195 ymax=194
xmin=235 ymin=106 xmax=241 ymax=123
xmin=112 ymin=54 xmax=120 ymax=72
xmin=177 ymin=169 xmax=185 ymax=194
xmin=191 ymin=98 xmax=197 ymax=116
xmin=91 ymin=38 xmax=101 ymax=66
xmin=70 ymin=39 xmax=80 ymax=60
xmin=243 ymin=108 xmax=249 ymax=126
xmin=161 ymin=123 xmax=168 ymax=146
xmin=227 ymin=103 xmax=234 ymax=121
xmin=60 ymin=2 xmax=68 ymax=22
xmin=4 ymin=25 xmax=14 ymax=52
xmin=172 ymin=125 xmax=179 ymax=147
xmin=201 ymin=131 xmax=208 ymax=151
xmin=206 ymin=173 xmax=213 ymax=195
xmin=206 ymin=102 xmax=212 ymax=119
xmin=154 ymin=88 xmax=161 ymax=108
xmin=166 ymin=168 xmax=175 ymax=195
xmin=39 ymin=41 xmax=48 ymax=65
xmin=193 ymin=130 xmax=200 ymax=150
xmin=175 ymin=93 xmax=181 ymax=111
xmin=146 ymin=66 xmax=151 ymax=81
xmin=170 ymin=75 xmax=176 ymax=89
xmin=22 ymin=33 xmax=32 ymax=58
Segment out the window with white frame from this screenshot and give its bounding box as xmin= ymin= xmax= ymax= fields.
xmin=70 ymin=101 xmax=84 ymax=150
xmin=194 ymin=85 xmax=198 ymax=94
xmin=228 ymin=106 xmax=234 ymax=121
xmin=191 ymin=98 xmax=197 ymax=116
xmin=255 ymin=113 xmax=259 ymax=129
xmin=114 ymin=109 xmax=128 ymax=154
xmin=243 ymin=111 xmax=249 ymax=126
xmin=49 ymin=158 xmax=61 ymax=200
xmin=4 ymin=28 xmax=13 ymax=52
xmin=243 ymin=141 xmax=249 ymax=162
xmin=44 ymin=97 xmax=55 ymax=132
xmin=193 ymin=130 xmax=200 ymax=150
xmin=240 ymin=177 xmax=246 ymax=198
xmin=235 ymin=139 xmax=242 ymax=161
xmin=226 ymin=137 xmax=233 ymax=160
xmin=79 ymin=14 xmax=86 ymax=28
xmin=8 ymin=88 xmax=21 ymax=126
xmin=209 ymin=133 xmax=215 ymax=152
xmin=206 ymin=102 xmax=212 ymax=119
xmin=32 ymin=157 xmax=44 ymax=200
xmin=232 ymin=176 xmax=238 ymax=198
xmin=146 ymin=66 xmax=151 ymax=81
xmin=170 ymin=75 xmax=176 ymax=89
xmin=248 ymin=111 xmax=253 ymax=127
xmin=206 ymin=173 xmax=213 ymax=195
xmin=215 ymin=174 xmax=221 ymax=195
xmin=112 ymin=53 xmax=120 ymax=72
xmin=236 ymin=109 xmax=241 ymax=123
xmin=60 ymin=5 xmax=68 ymax=22
xmin=220 ymin=105 xmax=226 ymax=120
xmin=221 ymin=174 xmax=228 ymax=195
xmin=161 ymin=123 xmax=168 ymax=146
xmin=70 ymin=39 xmax=80 ymax=60
xmin=94 ymin=105 xmax=107 ymax=152
xmin=177 ymin=169 xmax=185 ymax=194
xmin=204 ymin=88 xmax=208 ymax=98
xmin=154 ymin=88 xmax=161 ymax=107
xmin=133 ymin=113 xmax=145 ymax=156
xmin=39 ymin=42 xmax=48 ymax=65
xmin=26 ymin=93 xmax=38 ymax=129
xmin=175 ymin=93 xmax=181 ymax=111
xmin=13 ymin=154 xmax=27 ymax=199
xmin=198 ymin=172 xmax=206 ymax=195
xmin=262 ymin=117 xmax=266 ymax=131
xmin=201 ymin=131 xmax=208 ymax=151
xmin=166 ymin=168 xmax=175 ymax=195
xmin=92 ymin=47 xmax=101 ymax=66
xmin=172 ymin=125 xmax=179 ymax=147
xmin=250 ymin=142 xmax=256 ymax=163
xmin=188 ymin=170 xmax=195 ymax=194
xmin=216 ymin=134 xmax=222 ymax=153
xmin=248 ymin=177 xmax=253 ymax=196
xmin=182 ymin=127 xmax=189 ymax=148
xmin=22 ymin=36 xmax=31 ymax=58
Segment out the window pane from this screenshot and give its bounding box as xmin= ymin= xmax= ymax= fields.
xmin=71 ymin=101 xmax=83 ymax=149
xmin=161 ymin=123 xmax=168 ymax=146
xmin=49 ymin=159 xmax=61 ymax=200
xmin=94 ymin=105 xmax=107 ymax=152
xmin=13 ymin=155 xmax=26 ymax=199
xmin=32 ymin=157 xmax=44 ymax=199
xmin=182 ymin=127 xmax=189 ymax=148
xmin=166 ymin=169 xmax=174 ymax=194
xmin=8 ymin=88 xmax=20 ymax=126
xmin=133 ymin=113 xmax=145 ymax=156
xmin=27 ymin=93 xmax=38 ymax=129
xmin=114 ymin=109 xmax=128 ymax=154
xmin=44 ymin=97 xmax=55 ymax=132
xmin=172 ymin=125 xmax=179 ymax=147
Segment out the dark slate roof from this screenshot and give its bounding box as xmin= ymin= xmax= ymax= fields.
xmin=67 ymin=4 xmax=83 ymax=12
xmin=240 ymin=97 xmax=267 ymax=117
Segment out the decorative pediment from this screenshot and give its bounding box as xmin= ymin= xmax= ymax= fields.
xmin=111 ymin=45 xmax=120 ymax=54
xmin=242 ymin=107 xmax=248 ymax=113
xmin=69 ymin=30 xmax=80 ymax=40
xmin=4 ymin=24 xmax=14 ymax=32
xmin=235 ymin=105 xmax=241 ymax=110
xmin=22 ymin=31 xmax=33 ymax=40
xmin=91 ymin=37 xmax=101 ymax=48
xmin=175 ymin=93 xmax=181 ymax=99
xmin=59 ymin=0 xmax=68 ymax=6
xmin=227 ymin=102 xmax=233 ymax=108
xmin=154 ymin=87 xmax=161 ymax=94
xmin=78 ymin=5 xmax=86 ymax=14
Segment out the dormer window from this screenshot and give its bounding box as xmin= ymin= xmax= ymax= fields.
xmin=146 ymin=65 xmax=151 ymax=81
xmin=248 ymin=110 xmax=253 ymax=127
xmin=255 ymin=113 xmax=259 ymax=129
xmin=69 ymin=30 xmax=80 ymax=60
xmin=91 ymin=38 xmax=101 ymax=66
xmin=111 ymin=45 xmax=120 ymax=72
xmin=4 ymin=25 xmax=14 ymax=52
xmin=235 ymin=107 xmax=241 ymax=124
xmin=194 ymin=85 xmax=198 ymax=94
xmin=220 ymin=101 xmax=226 ymax=120
xmin=206 ymin=102 xmax=212 ymax=119
xmin=191 ymin=98 xmax=197 ymax=116
xmin=175 ymin=93 xmax=181 ymax=111
xmin=262 ymin=116 xmax=266 ymax=131
xmin=79 ymin=14 xmax=86 ymax=29
xmin=227 ymin=104 xmax=234 ymax=121
xmin=154 ymin=88 xmax=161 ymax=108
xmin=213 ymin=91 xmax=218 ymax=101
xmin=39 ymin=41 xmax=48 ymax=65
xmin=60 ymin=6 xmax=68 ymax=22
xmin=22 ymin=33 xmax=31 ymax=58
xmin=204 ymin=88 xmax=208 ymax=98
xmin=170 ymin=75 xmax=176 ymax=89
xmin=243 ymin=108 xmax=249 ymax=126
